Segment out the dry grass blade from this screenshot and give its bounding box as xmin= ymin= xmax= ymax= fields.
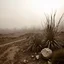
xmin=56 ymin=13 xmax=64 ymax=31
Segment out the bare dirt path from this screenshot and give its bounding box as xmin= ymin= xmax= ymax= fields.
xmin=0 ymin=46 xmax=19 ymax=58
xmin=0 ymin=38 xmax=26 ymax=47
xmin=0 ymin=46 xmax=19 ymax=64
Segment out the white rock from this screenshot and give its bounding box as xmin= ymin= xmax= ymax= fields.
xmin=23 ymin=59 xmax=26 ymax=63
xmin=23 ymin=59 xmax=28 ymax=63
xmin=41 ymin=48 xmax=52 ymax=58
xmin=36 ymin=55 xmax=39 ymax=59
xmin=48 ymin=61 xmax=52 ymax=64
xmin=31 ymin=55 xmax=34 ymax=58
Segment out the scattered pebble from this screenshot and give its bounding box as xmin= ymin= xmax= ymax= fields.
xmin=48 ymin=61 xmax=52 ymax=64
xmin=36 ymin=55 xmax=39 ymax=60
xmin=31 ymin=55 xmax=34 ymax=58
xmin=23 ymin=59 xmax=28 ymax=64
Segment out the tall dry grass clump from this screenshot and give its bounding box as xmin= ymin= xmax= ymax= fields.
xmin=26 ymin=13 xmax=64 ymax=53
xmin=26 ymin=33 xmax=43 ymax=53
xmin=42 ymin=12 xmax=64 ymax=50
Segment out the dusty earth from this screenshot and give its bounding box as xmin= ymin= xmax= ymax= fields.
xmin=0 ymin=32 xmax=64 ymax=64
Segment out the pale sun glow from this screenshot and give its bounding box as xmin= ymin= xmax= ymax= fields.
xmin=31 ymin=0 xmax=61 ymax=14
xmin=0 ymin=0 xmax=63 ymax=29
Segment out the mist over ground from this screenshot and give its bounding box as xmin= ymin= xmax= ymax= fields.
xmin=0 ymin=0 xmax=64 ymax=29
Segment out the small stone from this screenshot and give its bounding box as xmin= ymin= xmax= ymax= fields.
xmin=23 ymin=59 xmax=28 ymax=64
xmin=23 ymin=59 xmax=28 ymax=63
xmin=36 ymin=55 xmax=39 ymax=60
xmin=31 ymin=55 xmax=34 ymax=58
xmin=48 ymin=61 xmax=52 ymax=64
xmin=23 ymin=59 xmax=26 ymax=63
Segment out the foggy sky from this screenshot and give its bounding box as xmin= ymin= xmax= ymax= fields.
xmin=0 ymin=0 xmax=64 ymax=29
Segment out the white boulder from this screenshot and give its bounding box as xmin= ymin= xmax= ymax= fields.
xmin=41 ymin=48 xmax=52 ymax=58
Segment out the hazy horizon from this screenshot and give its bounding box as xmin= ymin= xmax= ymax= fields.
xmin=0 ymin=0 xmax=64 ymax=29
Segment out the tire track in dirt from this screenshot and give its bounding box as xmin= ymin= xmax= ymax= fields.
xmin=0 ymin=38 xmax=26 ymax=47
xmin=0 ymin=46 xmax=19 ymax=58
xmin=0 ymin=46 xmax=20 ymax=64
